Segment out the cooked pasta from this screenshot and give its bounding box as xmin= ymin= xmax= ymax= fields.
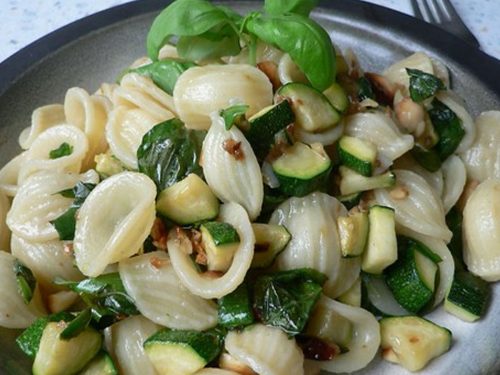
xmin=0 ymin=2 xmax=498 ymax=373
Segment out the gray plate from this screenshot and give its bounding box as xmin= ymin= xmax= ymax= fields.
xmin=0 ymin=1 xmax=499 ymax=374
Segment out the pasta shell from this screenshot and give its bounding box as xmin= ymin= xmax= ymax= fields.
xmin=18 ymin=124 xmax=89 ymax=184
xmin=0 ymin=190 xmax=10 ymax=251
xmin=119 ymin=251 xmax=218 ymax=330
xmin=441 ymin=155 xmax=466 ymax=213
xmin=393 ymin=154 xmax=444 ymax=196
xmin=226 ymin=41 xmax=283 ymax=65
xmin=105 ymin=106 xmax=159 ymax=169
xmin=345 ymin=112 xmax=414 ymax=168
xmin=383 ymin=52 xmax=434 ymax=90
xmin=174 ymin=64 xmax=273 ymax=130
xmin=0 ymin=151 xmax=28 ymax=197
xmin=463 ymin=178 xmax=500 ymax=281
xmin=225 ymin=324 xmax=304 ymax=375
xmin=11 ymin=235 xmax=83 ymax=294
xmin=6 ymin=171 xmax=85 ymax=242
xmin=295 ymin=121 xmax=344 ymax=146
xmin=374 ymin=169 xmax=452 ymax=242
xmin=196 ymin=370 xmax=239 ymax=375
xmin=114 ymin=73 xmax=176 ymax=121
xmin=278 ymin=53 xmax=308 ymax=85
xmin=460 ymin=110 xmax=500 ymax=182
xmin=74 ymin=172 xmax=156 ymax=277
xmin=104 ymin=315 xmax=159 ymax=375
xmin=202 ymin=114 xmax=263 ymax=220
xmin=0 ymin=251 xmax=46 ymax=328
xmin=316 ymin=296 xmax=380 ymax=373
xmin=18 ymin=104 xmax=65 ymax=150
xmin=168 ymin=202 xmax=255 ymax=299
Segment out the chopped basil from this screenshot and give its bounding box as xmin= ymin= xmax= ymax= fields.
xmin=357 ymin=76 xmax=375 ymax=101
xmin=407 ymin=68 xmax=445 ymax=102
xmin=59 ymin=308 xmax=92 ymax=340
xmin=428 ymin=99 xmax=465 ymax=160
xmin=220 ymin=104 xmax=249 ymax=130
xmin=49 ymin=142 xmax=73 ymax=159
xmin=13 ymin=260 xmax=36 ymax=304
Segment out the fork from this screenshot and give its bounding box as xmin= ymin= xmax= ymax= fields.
xmin=410 ymin=0 xmax=481 ymax=48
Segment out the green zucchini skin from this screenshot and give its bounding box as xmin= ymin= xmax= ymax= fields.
xmin=338 ymin=136 xmax=377 ymax=177
xmin=218 ymin=283 xmax=255 ymax=328
xmin=445 ymin=271 xmax=490 ymax=322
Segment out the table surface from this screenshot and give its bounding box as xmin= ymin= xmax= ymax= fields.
xmin=1 ymin=0 xmax=499 ymax=64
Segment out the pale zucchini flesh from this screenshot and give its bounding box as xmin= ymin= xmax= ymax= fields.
xmin=201 ymin=222 xmax=240 ymax=272
xmin=338 ymin=136 xmax=377 ymax=177
xmin=251 ymin=223 xmax=291 ymax=268
xmin=337 ymin=277 xmax=362 ymax=307
xmin=337 ymin=211 xmax=369 ymax=258
xmin=323 ymin=82 xmax=349 ymax=113
xmin=339 ymin=166 xmax=396 ymax=195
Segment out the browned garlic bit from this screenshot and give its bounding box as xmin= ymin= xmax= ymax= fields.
xmin=394 ymin=97 xmax=425 ymax=133
xmin=223 ymin=139 xmax=245 ymax=160
xmin=390 ymin=185 xmax=409 ymax=200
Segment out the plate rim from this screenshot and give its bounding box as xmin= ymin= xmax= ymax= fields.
xmin=0 ymin=0 xmax=499 ymax=97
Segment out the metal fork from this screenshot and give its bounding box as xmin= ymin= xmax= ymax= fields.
xmin=411 ymin=0 xmax=481 ymax=48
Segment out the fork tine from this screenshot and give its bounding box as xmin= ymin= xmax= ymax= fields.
xmin=429 ymin=0 xmax=446 ymax=22
xmin=410 ymin=0 xmax=425 ymax=20
xmin=420 ymin=0 xmax=438 ymax=23
xmin=440 ymin=0 xmax=461 ymax=20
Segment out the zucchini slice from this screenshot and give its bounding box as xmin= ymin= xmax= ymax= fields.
xmin=200 ymin=222 xmax=240 ymax=272
xmin=218 ymin=283 xmax=254 ymax=329
xmin=380 ymin=316 xmax=452 ymax=372
xmin=276 ymin=82 xmax=341 ymax=132
xmin=323 ymin=82 xmax=349 ymax=113
xmin=246 ymin=101 xmax=295 ymax=160
xmin=361 ymin=206 xmax=397 ymax=275
xmin=79 ymin=351 xmax=118 ymax=375
xmin=156 ymin=174 xmax=219 ymax=225
xmin=251 ymin=223 xmax=291 ymax=268
xmin=338 ymin=136 xmax=377 ymax=176
xmin=272 ymin=142 xmax=332 ymax=197
xmin=337 ymin=277 xmax=362 ymax=307
xmin=144 ymin=328 xmax=224 ymax=375
xmin=444 ymin=271 xmax=490 ymax=322
xmin=32 ymin=322 xmax=102 ymax=375
xmin=385 ymin=240 xmax=440 ymax=313
xmin=411 ymin=144 xmax=442 ymax=173
xmin=338 ymin=192 xmax=363 ymax=210
xmin=337 ymin=211 xmax=369 ymax=258
xmin=306 ymin=302 xmax=353 ymax=351
xmin=339 ymin=166 xmax=396 ymax=196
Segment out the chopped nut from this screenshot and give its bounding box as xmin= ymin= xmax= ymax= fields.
xmin=390 ymin=185 xmax=409 ymax=200
xmin=151 ymin=218 xmax=168 ymax=250
xmin=223 ymin=139 xmax=245 ymax=160
xmin=150 ymin=256 xmax=169 ymax=269
xmin=394 ymin=98 xmax=425 ymax=133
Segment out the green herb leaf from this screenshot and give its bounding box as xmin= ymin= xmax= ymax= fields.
xmin=264 ymin=0 xmax=319 ymax=17
xmin=245 ymin=13 xmax=335 ymax=91
xmin=428 ymin=99 xmax=465 ymax=160
xmin=253 ymin=268 xmax=326 ymax=336
xmin=220 ymin=104 xmax=249 ymax=130
xmin=16 ymin=312 xmax=74 ymax=358
xmin=446 ymin=206 xmax=465 ymax=271
xmin=130 ymin=59 xmax=196 ymax=95
xmin=137 ymin=119 xmax=205 ymax=190
xmin=146 ymin=0 xmax=240 ymax=61
xmin=60 ymin=308 xmax=92 ymax=340
xmin=357 ymin=76 xmax=375 ymax=101
xmin=410 ymin=144 xmax=442 ymax=172
xmin=13 ymin=260 xmax=37 ymax=304
xmin=49 ymin=142 xmax=73 ymax=159
xmin=407 ymin=68 xmax=445 ymax=102
xmin=50 ymin=182 xmax=96 ymax=241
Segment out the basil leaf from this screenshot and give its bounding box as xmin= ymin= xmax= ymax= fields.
xmin=428 ymin=99 xmax=465 ymax=160
xmin=49 ymin=142 xmax=73 ymax=159
xmin=357 ymin=76 xmax=375 ymax=101
xmin=177 ymin=24 xmax=241 ymax=61
xmin=50 ymin=182 xmax=96 ymax=241
xmin=130 ymin=59 xmax=196 ymax=95
xmin=60 ymin=308 xmax=92 ymax=340
xmin=147 ymin=0 xmax=239 ymax=60
xmin=264 ymin=0 xmax=319 ymax=17
xmin=13 ymin=260 xmax=37 ymax=304
xmin=16 ymin=312 xmax=74 ymax=358
xmin=407 ymin=68 xmax=445 ymax=102
xmin=137 ymin=119 xmax=205 ymax=190
xmin=245 ymin=13 xmax=335 ymax=91
xmin=220 ymin=104 xmax=249 ymax=130
xmin=253 ymin=268 xmax=326 ymax=336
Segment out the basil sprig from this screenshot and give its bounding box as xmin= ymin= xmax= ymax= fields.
xmin=146 ymin=0 xmax=336 ymax=91
xmin=220 ymin=104 xmax=249 ymax=130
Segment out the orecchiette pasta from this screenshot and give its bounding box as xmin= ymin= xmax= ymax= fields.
xmin=202 ymin=114 xmax=263 ymax=220
xmin=441 ymin=155 xmax=466 ymax=213
xmin=463 ymin=178 xmax=500 ymax=282
xmin=374 ymin=169 xmax=452 ymax=242
xmin=195 ymin=369 xmax=240 ymax=375
xmin=73 ymin=172 xmax=156 ymax=277
xmin=344 ymin=112 xmax=414 ymax=169
xmin=119 ymin=251 xmax=218 ymax=330
xmin=18 ymin=124 xmax=89 ymax=184
xmin=10 ymin=234 xmax=83 ymax=294
xmin=105 ymin=106 xmax=159 ymax=169
xmin=167 ymin=202 xmax=255 ymax=299
xmin=104 ymin=315 xmax=159 ymax=375
xmin=0 ymin=190 xmax=10 ymax=251
xmin=226 ymin=41 xmax=283 ymax=65
xmin=278 ymin=53 xmax=308 ymax=85
xmin=460 ymin=110 xmax=500 ymax=182
xmin=383 ymin=51 xmax=434 ymax=90
xmin=6 ymin=171 xmax=88 ymax=242
xmin=225 ymin=324 xmax=304 ymax=375
xmin=18 ymin=104 xmax=65 ymax=150
xmin=174 ymin=64 xmax=273 ymax=130
xmin=393 ymin=154 xmax=444 ymax=197
xmin=295 ymin=121 xmax=344 ymax=146
xmin=0 ymin=251 xmax=46 ymax=328
xmin=0 ymin=151 xmax=27 ymax=197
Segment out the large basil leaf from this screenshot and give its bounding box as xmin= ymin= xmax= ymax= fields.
xmin=264 ymin=0 xmax=319 ymax=17
xmin=245 ymin=13 xmax=335 ymax=91
xmin=50 ymin=182 xmax=96 ymax=241
xmin=137 ymin=119 xmax=205 ymax=191
xmin=407 ymin=68 xmax=445 ymax=102
xmin=253 ymin=268 xmax=326 ymax=336
xmin=428 ymin=99 xmax=465 ymax=160
xmin=130 ymin=59 xmax=196 ymax=95
xmin=146 ymin=0 xmax=240 ymax=60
